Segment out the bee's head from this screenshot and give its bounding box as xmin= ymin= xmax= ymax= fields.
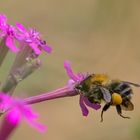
xmin=75 ymin=84 xmax=83 ymax=91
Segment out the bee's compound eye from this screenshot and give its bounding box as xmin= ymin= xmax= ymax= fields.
xmin=112 ymin=93 xmax=122 ymax=105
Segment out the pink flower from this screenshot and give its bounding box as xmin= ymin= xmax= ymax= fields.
xmin=0 ymin=14 xmax=19 ymax=53
xmin=0 ymin=109 xmax=21 ymax=140
xmin=16 ymin=23 xmax=52 ymax=55
xmin=64 ymin=61 xmax=101 ymax=116
xmin=0 ymin=93 xmax=47 ymax=140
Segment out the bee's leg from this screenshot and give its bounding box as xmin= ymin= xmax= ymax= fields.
xmin=101 ymin=103 xmax=110 ymax=122
xmin=116 ymin=105 xmax=130 ymax=119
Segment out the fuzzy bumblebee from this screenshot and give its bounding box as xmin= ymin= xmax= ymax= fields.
xmin=101 ymin=80 xmax=136 ymax=122
xmin=75 ymin=74 xmax=140 ymax=121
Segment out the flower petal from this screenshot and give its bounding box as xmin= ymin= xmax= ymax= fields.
xmin=25 ymin=118 xmax=47 ymax=133
xmin=0 ymin=93 xmax=12 ymax=110
xmin=0 ymin=108 xmax=21 ymax=140
xmin=64 ymin=60 xmax=80 ymax=82
xmin=29 ymin=43 xmax=41 ymax=55
xmin=42 ymin=44 xmax=52 ymax=54
xmin=21 ymin=105 xmax=47 ymax=133
xmin=79 ymin=95 xmax=89 ymax=116
xmin=0 ymin=14 xmax=7 ymax=27
xmin=6 ymin=108 xmax=21 ymax=125
xmin=0 ymin=93 xmax=47 ymax=133
xmin=67 ymin=79 xmax=75 ymax=89
xmin=6 ymin=36 xmax=19 ymax=53
xmin=16 ymin=23 xmax=27 ymax=33
xmin=83 ymin=96 xmax=101 ymax=110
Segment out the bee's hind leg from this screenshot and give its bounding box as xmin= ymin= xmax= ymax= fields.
xmin=116 ymin=105 xmax=130 ymax=119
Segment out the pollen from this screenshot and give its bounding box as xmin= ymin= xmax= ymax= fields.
xmin=112 ymin=93 xmax=122 ymax=105
xmin=91 ymin=74 xmax=109 ymax=85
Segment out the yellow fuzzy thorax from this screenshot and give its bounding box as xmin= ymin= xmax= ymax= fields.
xmin=91 ymin=74 xmax=109 ymax=85
xmin=112 ymin=93 xmax=123 ymax=105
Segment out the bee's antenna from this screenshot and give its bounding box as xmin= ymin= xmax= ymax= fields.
xmin=122 ymin=81 xmax=140 ymax=87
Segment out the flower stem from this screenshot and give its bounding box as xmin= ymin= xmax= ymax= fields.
xmin=1 ymin=58 xmax=41 ymax=93
xmin=23 ymin=86 xmax=77 ymax=105
xmin=10 ymin=44 xmax=36 ymax=73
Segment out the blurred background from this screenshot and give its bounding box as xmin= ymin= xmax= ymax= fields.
xmin=0 ymin=0 xmax=140 ymax=139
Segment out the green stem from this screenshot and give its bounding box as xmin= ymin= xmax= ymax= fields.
xmin=10 ymin=45 xmax=34 ymax=73
xmin=1 ymin=58 xmax=41 ymax=93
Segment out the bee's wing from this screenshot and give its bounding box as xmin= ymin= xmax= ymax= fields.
xmin=100 ymin=87 xmax=111 ymax=103
xmin=122 ymin=81 xmax=140 ymax=87
xmin=121 ymin=101 xmax=134 ymax=111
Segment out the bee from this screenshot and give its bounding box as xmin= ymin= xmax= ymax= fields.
xmin=75 ymin=74 xmax=140 ymax=121
xmin=101 ymin=80 xmax=140 ymax=122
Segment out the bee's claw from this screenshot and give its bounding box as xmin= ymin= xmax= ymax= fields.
xmin=119 ymin=114 xmax=130 ymax=119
